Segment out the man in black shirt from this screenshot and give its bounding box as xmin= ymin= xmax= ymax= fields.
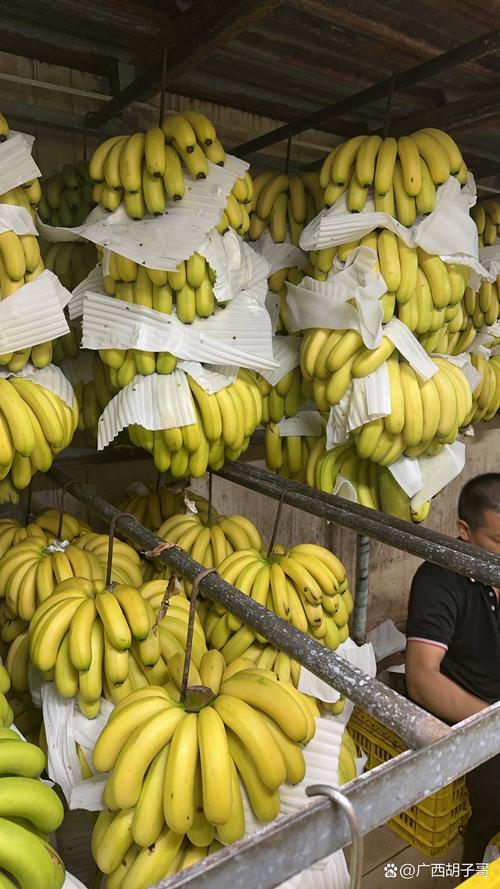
xmin=406 ymin=474 xmax=500 ymax=864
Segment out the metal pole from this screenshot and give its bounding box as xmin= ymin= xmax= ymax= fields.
xmin=216 ymin=461 xmax=500 ymax=588
xmin=47 ymin=466 xmax=448 ymax=749
xmin=352 ymin=535 xmax=370 ymax=645
xmin=154 ymin=702 xmax=500 ymax=889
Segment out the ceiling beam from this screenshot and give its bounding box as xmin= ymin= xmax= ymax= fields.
xmin=388 ymin=84 xmax=500 ymax=135
xmin=232 ymin=26 xmax=500 ymax=156
xmin=85 ymin=0 xmax=287 ymax=129
xmin=0 ymin=100 xmax=128 ymax=141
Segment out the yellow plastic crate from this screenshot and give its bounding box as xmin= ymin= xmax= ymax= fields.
xmin=460 ymin=857 xmax=500 ymax=886
xmin=348 ymin=707 xmax=470 ymax=856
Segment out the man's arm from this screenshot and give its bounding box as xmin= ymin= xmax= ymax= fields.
xmin=406 ymin=640 xmax=488 ymax=724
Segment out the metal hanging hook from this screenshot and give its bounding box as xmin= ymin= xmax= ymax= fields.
xmin=180 ymin=567 xmax=216 ymax=703
xmin=105 ymin=512 xmax=136 ymax=588
xmin=267 ymin=484 xmax=294 ymax=558
xmin=306 ymin=784 xmax=363 ymax=889
xmin=57 ymin=480 xmax=80 ymax=540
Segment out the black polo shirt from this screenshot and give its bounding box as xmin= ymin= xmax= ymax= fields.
xmin=406 ymin=561 xmax=500 ymax=704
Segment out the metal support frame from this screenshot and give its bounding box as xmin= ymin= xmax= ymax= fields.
xmin=86 ymin=0 xmax=287 ymax=129
xmin=232 ymin=27 xmax=500 ymax=156
xmin=157 ymin=704 xmax=500 ymax=889
xmin=216 ymin=461 xmax=500 ymax=587
xmin=47 ymin=465 xmax=448 ymax=749
xmin=45 ymin=463 xmax=500 ymax=889
xmin=352 ymin=535 xmax=370 ymax=645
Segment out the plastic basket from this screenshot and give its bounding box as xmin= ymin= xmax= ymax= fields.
xmin=348 ymin=707 xmax=470 ymax=857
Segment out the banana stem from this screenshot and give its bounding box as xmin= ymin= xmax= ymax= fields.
xmin=267 ymin=485 xmax=294 ymax=558
xmin=105 ymin=511 xmax=135 ymax=588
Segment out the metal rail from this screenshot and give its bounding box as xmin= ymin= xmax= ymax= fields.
xmin=216 ymin=461 xmax=500 ymax=588
xmin=232 ymin=27 xmax=500 ymax=156
xmin=47 ymin=465 xmax=448 ymax=749
xmin=156 ymin=703 xmax=500 ymax=889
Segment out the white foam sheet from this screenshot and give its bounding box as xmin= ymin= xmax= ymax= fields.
xmin=97 ymin=370 xmax=196 ymax=450
xmin=0 ymin=269 xmax=71 ymax=352
xmin=252 ymin=230 xmax=308 ymax=274
xmin=285 ymin=247 xmax=386 ymax=349
xmin=298 ymin=639 xmax=376 ymax=705
xmin=177 ymin=360 xmax=238 ymax=393
xmin=327 ymin=362 xmax=391 ymax=446
xmin=198 ymin=228 xmax=270 ymax=305
xmin=278 ymin=410 xmax=323 ymax=437
xmin=259 ymin=335 xmax=301 ymax=386
xmin=388 ymin=440 xmax=466 ymax=504
xmin=0 ymin=131 xmax=40 ymax=194
xmin=384 ymin=318 xmax=438 ymax=380
xmin=0 ymin=203 xmax=38 ymax=235
xmin=367 ymin=620 xmax=407 ymax=661
xmin=68 ymin=262 xmax=103 ymax=321
xmin=70 ymin=155 xmax=248 ymax=269
xmin=299 ymin=173 xmax=486 ymax=278
xmin=434 ymin=351 xmax=482 ymax=391
xmin=0 ymin=362 xmax=74 ymax=408
xmin=82 ymin=290 xmax=277 ymax=371
xmin=36 ymin=212 xmax=87 ymax=243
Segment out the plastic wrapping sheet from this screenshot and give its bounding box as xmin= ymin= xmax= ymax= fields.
xmin=68 ymin=262 xmax=103 ymax=321
xmin=278 ymin=410 xmax=323 ymax=437
xmin=177 ymin=360 xmax=238 ymax=393
xmin=300 ymin=173 xmax=486 ymax=278
xmin=327 ymin=362 xmax=391 ymax=446
xmin=70 ymin=156 xmax=248 ymax=269
xmin=388 ymin=440 xmax=466 ymax=505
xmin=252 ymin=230 xmax=308 ymax=275
xmin=0 ymin=203 xmax=38 ymax=235
xmin=82 ymin=290 xmax=277 ymax=371
xmin=0 ymin=131 xmax=40 ymax=194
xmin=0 ymin=362 xmax=74 ymax=408
xmin=285 ymin=247 xmax=386 ymax=349
xmin=97 ymin=370 xmax=196 ymax=450
xmin=0 ymin=269 xmax=71 ymax=352
xmin=198 ymin=228 xmax=271 ymax=305
xmin=298 ymin=639 xmax=377 ymax=707
xmin=259 ymin=335 xmax=301 ymax=386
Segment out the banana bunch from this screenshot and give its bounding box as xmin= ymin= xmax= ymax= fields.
xmin=42 ymin=240 xmax=97 ymax=291
xmin=258 ymin=365 xmax=304 ymax=423
xmin=461 ymin=280 xmax=500 ymax=331
xmin=320 ymin=128 xmax=467 ymax=220
xmin=28 ymin=574 xmax=174 ymax=717
xmin=128 ymin=369 xmax=263 ymax=478
xmin=158 ymin=507 xmax=264 ymax=578
xmin=217 ymin=172 xmax=254 ymax=237
xmin=309 ymin=231 xmax=469 ymax=331
xmin=265 ymin=424 xmax=326 ymax=482
xmin=0 ymin=224 xmax=55 ymax=372
xmin=269 ymin=266 xmax=309 ymax=336
xmin=472 ymin=200 xmax=500 ymax=247
xmin=93 ymin=831 xmax=223 ymax=889
xmin=73 ymin=357 xmax=118 ymax=437
xmin=204 ymin=543 xmax=352 ymax=666
xmin=36 ymin=508 xmax=88 ymax=541
xmin=0 ymin=726 xmax=66 ymax=888
xmin=98 ymin=347 xmax=178 ymax=389
xmin=0 ymin=534 xmax=105 ymax=621
xmin=338 ymin=729 xmax=359 ymax=784
xmin=92 ymin=665 xmax=315 ymax=861
xmin=0 ymin=376 xmax=78 ymax=503
xmin=353 ymin=357 xmax=474 ymax=463
xmin=7 ymin=691 xmax=42 ymax=741
xmin=38 ymin=161 xmax=95 ymax=227
xmin=53 ymin=325 xmax=81 ymax=364
xmin=467 ymin=354 xmax=500 ymax=424
xmin=248 ymin=171 xmax=323 ymax=246
xmin=0 ymin=179 xmax=41 ymax=223
xmin=118 ymin=485 xmax=186 ymax=532
xmin=77 ymin=532 xmax=145 ymax=587
xmin=103 ymin=248 xmax=218 ymax=323
xmin=89 ymin=111 xmax=223 ymax=219
xmin=307 ymin=439 xmax=431 ymax=523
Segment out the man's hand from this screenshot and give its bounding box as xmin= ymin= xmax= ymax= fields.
xmin=406 ymin=641 xmax=488 ymax=724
